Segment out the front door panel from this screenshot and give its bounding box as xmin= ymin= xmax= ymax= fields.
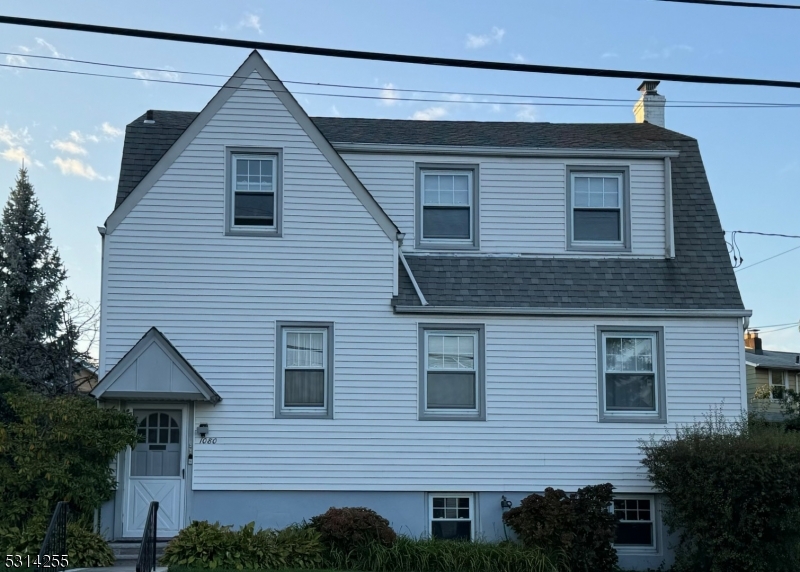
xmin=124 ymin=409 xmax=185 ymax=537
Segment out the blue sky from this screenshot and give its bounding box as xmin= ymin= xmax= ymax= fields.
xmin=0 ymin=0 xmax=798 ymax=350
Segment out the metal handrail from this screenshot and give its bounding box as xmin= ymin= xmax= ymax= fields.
xmin=36 ymin=501 xmax=68 ymax=572
xmin=136 ymin=501 xmax=159 ymax=572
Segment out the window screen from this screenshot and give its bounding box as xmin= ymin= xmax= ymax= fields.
xmin=233 ymin=156 xmax=276 ymax=227
xmin=572 ymin=174 xmax=623 ymax=243
xmin=421 ymin=172 xmax=472 ymax=241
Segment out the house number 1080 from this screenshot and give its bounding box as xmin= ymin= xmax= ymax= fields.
xmin=199 ymin=437 xmax=217 ymax=444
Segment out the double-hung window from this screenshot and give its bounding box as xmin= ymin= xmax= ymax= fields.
xmin=417 ymin=166 xmax=479 ymax=249
xmin=598 ymin=327 xmax=666 ymax=423
xmin=419 ymin=325 xmax=485 ymax=420
xmin=613 ymin=497 xmax=657 ymax=550
xmin=770 ymin=370 xmax=787 ymax=400
xmin=430 ymin=494 xmax=474 ymax=540
xmin=568 ymin=168 xmax=630 ymax=251
xmin=226 ymin=150 xmax=282 ymax=236
xmin=276 ymin=322 xmax=333 ymax=419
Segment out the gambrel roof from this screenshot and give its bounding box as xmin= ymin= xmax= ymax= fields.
xmin=111 ymin=104 xmax=744 ymax=313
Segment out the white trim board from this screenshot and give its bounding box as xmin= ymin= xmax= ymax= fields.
xmin=331 ymin=142 xmax=682 ymax=158
xmin=105 ymin=50 xmax=399 ymax=241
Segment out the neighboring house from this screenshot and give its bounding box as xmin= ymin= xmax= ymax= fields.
xmin=73 ymin=359 xmax=99 ymax=393
xmin=90 ymin=52 xmax=748 ymax=570
xmin=745 ymin=329 xmax=800 ymax=418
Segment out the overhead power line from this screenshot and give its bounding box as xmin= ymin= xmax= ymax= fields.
xmin=734 ymin=244 xmax=800 ymax=272
xmin=656 ymin=0 xmax=800 ymax=9
xmin=4 ymin=50 xmax=800 ymax=108
xmin=3 ymin=15 xmax=800 ymax=89
xmin=727 ymin=230 xmax=800 ymax=240
xmin=6 ymin=62 xmax=800 ymax=110
xmin=749 ymin=322 xmax=798 ymax=329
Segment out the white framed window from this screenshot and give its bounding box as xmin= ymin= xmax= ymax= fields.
xmin=429 ymin=494 xmax=474 ymax=540
xmin=275 ymin=322 xmax=333 ymax=419
xmin=598 ymin=327 xmax=667 ymax=423
xmin=226 ymin=150 xmax=282 ymax=236
xmin=770 ymin=370 xmax=788 ymax=400
xmin=567 ymin=167 xmax=630 ymax=251
xmin=419 ymin=325 xmax=485 ymax=421
xmin=416 ymin=165 xmax=479 ymax=249
xmin=612 ymin=496 xmax=656 ymax=550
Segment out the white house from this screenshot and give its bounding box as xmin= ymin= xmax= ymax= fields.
xmin=92 ymin=51 xmax=749 ymax=570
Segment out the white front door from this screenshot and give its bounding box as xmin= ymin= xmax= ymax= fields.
xmin=123 ymin=407 xmax=186 ymax=538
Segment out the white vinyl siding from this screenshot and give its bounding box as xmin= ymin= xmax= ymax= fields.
xmin=341 ymin=154 xmax=665 ymax=256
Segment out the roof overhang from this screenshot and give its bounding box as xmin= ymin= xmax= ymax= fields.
xmin=331 ymin=142 xmax=681 ymax=158
xmin=91 ymin=327 xmax=221 ymax=403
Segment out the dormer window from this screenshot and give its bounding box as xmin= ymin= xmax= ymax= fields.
xmin=225 ymin=148 xmax=282 ymax=236
xmin=416 ymin=164 xmax=479 ymax=249
xmin=567 ymin=167 xmax=630 ymax=251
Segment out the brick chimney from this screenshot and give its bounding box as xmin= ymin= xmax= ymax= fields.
xmin=744 ymin=329 xmax=763 ymax=355
xmin=633 ymin=81 xmax=666 ymax=128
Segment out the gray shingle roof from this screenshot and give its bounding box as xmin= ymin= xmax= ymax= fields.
xmin=746 ymin=349 xmax=800 ymax=371
xmin=114 ymin=113 xmax=743 ymax=311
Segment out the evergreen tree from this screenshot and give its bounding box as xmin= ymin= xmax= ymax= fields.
xmin=0 ymin=168 xmax=78 ymax=394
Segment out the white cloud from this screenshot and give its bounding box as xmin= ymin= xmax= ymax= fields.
xmin=52 ymin=157 xmax=109 ymax=181
xmin=491 ymin=104 xmax=502 ymax=113
xmin=133 ymin=68 xmax=181 ymax=85
xmin=0 ymin=125 xmax=32 ymax=147
xmin=641 ymin=44 xmax=693 ymax=60
xmin=601 ymin=51 xmax=619 ymax=59
xmin=443 ymin=93 xmax=473 ymax=103
xmin=465 ymin=26 xmax=505 ymax=49
xmin=239 ymin=13 xmax=263 ymax=34
xmin=100 ymin=122 xmax=123 ymax=138
xmin=215 ymin=22 xmax=229 ymax=33
xmin=5 ymin=54 xmax=28 ymax=66
xmin=516 ymin=106 xmax=537 ymax=122
xmin=330 ymin=105 xmax=341 ymax=117
xmin=51 ymin=139 xmax=87 ymax=155
xmin=68 ymin=130 xmax=99 ymax=144
xmin=511 ymin=53 xmax=525 ymax=63
xmin=411 ymin=106 xmax=447 ymax=121
xmin=17 ymin=45 xmax=31 ymax=54
xmin=380 ymin=83 xmax=400 ymax=106
xmin=35 ymin=38 xmax=66 ymax=59
xmin=0 ymin=146 xmax=31 ymax=164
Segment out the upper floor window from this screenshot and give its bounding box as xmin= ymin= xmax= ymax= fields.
xmin=416 ymin=165 xmax=479 ymax=249
xmin=226 ymin=149 xmax=282 ymax=236
xmin=567 ymin=167 xmax=630 ymax=251
xmin=597 ymin=326 xmax=667 ymax=423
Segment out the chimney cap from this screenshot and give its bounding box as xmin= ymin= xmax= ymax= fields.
xmin=637 ymin=80 xmax=661 ymax=94
xmin=144 ymin=109 xmax=155 ymax=124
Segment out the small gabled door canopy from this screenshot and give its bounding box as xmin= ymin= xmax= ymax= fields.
xmin=91 ymin=327 xmax=221 ymax=403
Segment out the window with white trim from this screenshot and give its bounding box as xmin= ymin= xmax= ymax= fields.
xmin=613 ymin=497 xmax=656 ymax=549
xmin=229 ymin=153 xmax=279 ymax=232
xmin=568 ymin=169 xmax=629 ymax=250
xmin=598 ymin=327 xmax=666 ymax=423
xmin=418 ymin=167 xmax=478 ymax=248
xmin=770 ymin=370 xmax=787 ymax=400
xmin=276 ymin=323 xmax=333 ymax=418
xmin=430 ymin=494 xmax=473 ymax=540
xmin=419 ymin=325 xmax=485 ymax=420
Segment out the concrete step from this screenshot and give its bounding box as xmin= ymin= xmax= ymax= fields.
xmin=108 ymin=542 xmax=168 ymax=567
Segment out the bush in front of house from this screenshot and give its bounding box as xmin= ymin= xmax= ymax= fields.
xmin=323 ymin=535 xmax=563 ymax=572
xmin=308 ymin=506 xmax=397 ymax=554
xmin=66 ymin=523 xmax=115 ymax=567
xmin=641 ymin=409 xmax=800 ymax=572
xmin=502 ymin=483 xmax=618 ymax=572
xmin=160 ymin=520 xmax=325 ymax=569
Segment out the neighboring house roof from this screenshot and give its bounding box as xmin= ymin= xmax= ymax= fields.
xmin=746 ymin=349 xmax=800 ymax=371
xmin=114 ymin=113 xmax=743 ymax=313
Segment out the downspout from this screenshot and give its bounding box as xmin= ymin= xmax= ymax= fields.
xmin=398 ymin=251 xmax=428 ymax=307
xmin=664 ymin=157 xmax=675 ymax=259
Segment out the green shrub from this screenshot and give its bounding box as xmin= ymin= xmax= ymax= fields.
xmin=66 ymin=523 xmax=115 ymax=567
xmin=641 ymin=410 xmax=800 ymax=572
xmin=309 ymin=507 xmax=397 ymax=553
xmin=502 ymin=484 xmax=617 ymax=572
xmin=326 ymin=535 xmax=562 ymax=572
xmin=0 ymin=386 xmax=138 ymax=529
xmin=160 ymin=520 xmax=325 ymax=569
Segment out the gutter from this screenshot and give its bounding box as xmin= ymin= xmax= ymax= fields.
xmin=393 ymin=306 xmax=752 ymax=318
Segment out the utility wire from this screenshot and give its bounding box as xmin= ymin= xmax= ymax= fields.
xmin=656 ymin=0 xmax=800 ymax=9
xmin=734 ymin=244 xmax=800 ymax=272
xmin=3 ymin=15 xmax=800 ymax=89
xmin=6 ymin=62 xmax=800 ymax=109
xmin=727 ymin=230 xmax=800 ymax=239
xmin=4 ymin=50 xmax=800 ymax=108
xmin=749 ymin=322 xmax=798 ymax=329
